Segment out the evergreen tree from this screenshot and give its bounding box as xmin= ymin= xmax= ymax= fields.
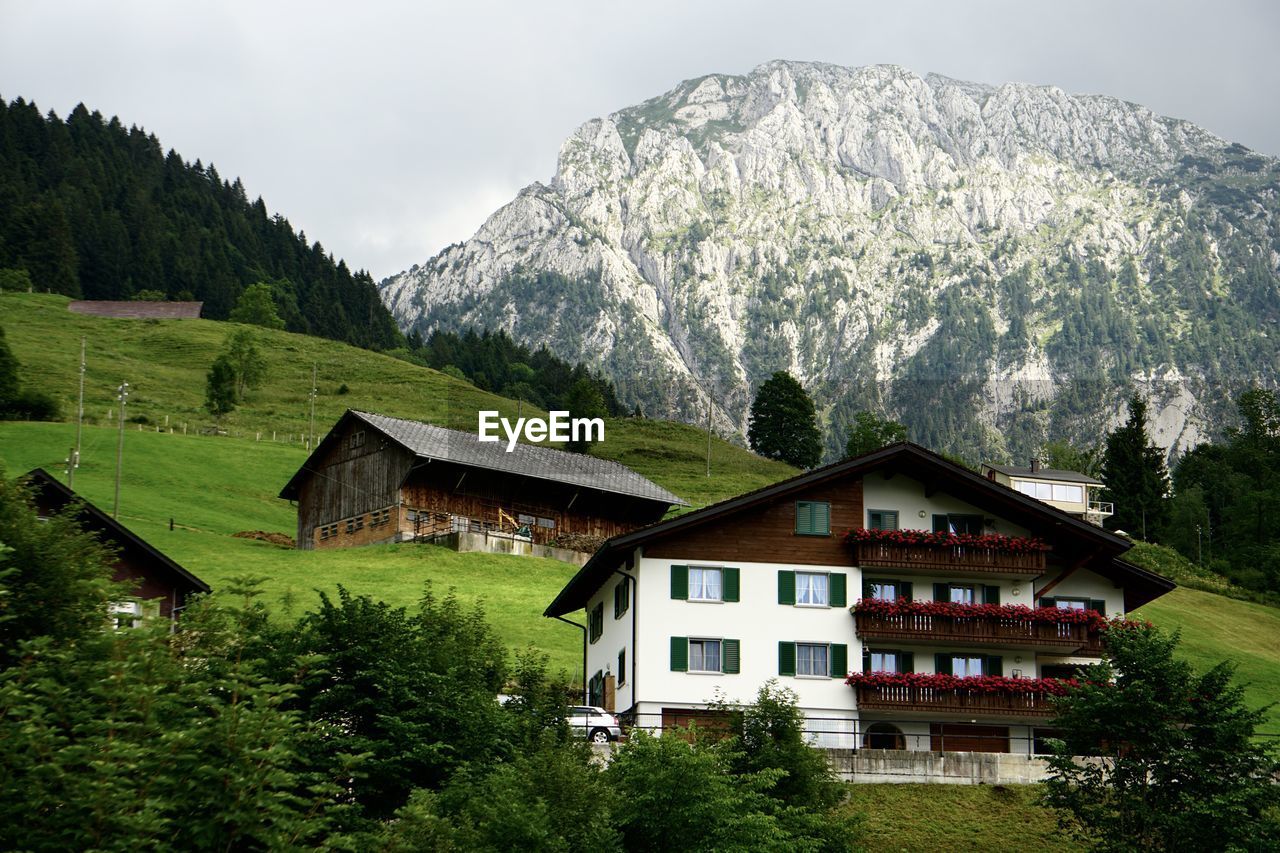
xmin=204 ymin=355 xmax=237 ymax=417
xmin=1043 ymin=623 xmax=1280 ymax=850
xmin=228 ymin=282 xmax=285 ymax=329
xmin=1100 ymin=394 xmax=1170 ymax=538
xmin=562 ymin=378 xmax=607 ymax=453
xmin=222 ymin=328 xmax=266 ymax=399
xmin=844 ymin=410 xmax=908 ymax=458
xmin=748 ymin=371 xmax=822 ymax=468
xmin=0 ymin=328 xmax=19 ymax=412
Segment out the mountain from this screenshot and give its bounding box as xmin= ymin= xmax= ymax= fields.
xmin=379 ymin=61 xmax=1280 ymax=461
xmin=0 ymin=97 xmax=402 ymax=351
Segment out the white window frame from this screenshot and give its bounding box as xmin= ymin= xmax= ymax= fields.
xmin=1052 ymin=483 xmax=1084 ymax=502
xmin=1055 ymin=597 xmax=1088 ymax=611
xmin=688 ymin=638 xmax=723 ymax=673
xmin=688 ymin=567 xmax=724 ymax=602
xmin=795 ymin=571 xmax=829 ymax=607
xmin=796 ymin=642 xmax=830 ymax=677
xmin=948 ymin=584 xmax=976 ymax=604
xmin=110 ymin=600 xmax=143 ymax=630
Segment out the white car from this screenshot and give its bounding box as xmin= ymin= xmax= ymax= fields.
xmin=567 ymin=705 xmax=622 ymax=743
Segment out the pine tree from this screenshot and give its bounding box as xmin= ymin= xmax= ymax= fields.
xmin=1100 ymin=393 xmax=1170 ymax=538
xmin=204 ymin=355 xmax=237 ymax=417
xmin=844 ymin=411 xmax=908 ymax=458
xmin=748 ymin=371 xmax=823 ymax=468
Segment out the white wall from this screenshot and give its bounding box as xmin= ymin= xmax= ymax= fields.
xmin=585 ymin=564 xmax=635 ymax=712
xmin=1035 ymin=567 xmax=1124 ymax=618
xmin=861 ymin=473 xmax=1031 ymax=538
xmin=633 ymin=555 xmax=859 ymax=716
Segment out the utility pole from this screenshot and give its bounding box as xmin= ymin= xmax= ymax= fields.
xmin=69 ymin=337 xmax=85 ymax=488
xmin=308 ymin=363 xmax=317 ymax=451
xmin=113 ymin=381 xmax=128 ymax=519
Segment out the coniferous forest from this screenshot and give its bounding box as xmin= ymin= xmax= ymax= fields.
xmin=0 ymin=97 xmax=402 ymax=351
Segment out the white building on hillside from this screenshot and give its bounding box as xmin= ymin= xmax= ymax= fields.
xmin=544 ymin=443 xmax=1174 ymax=754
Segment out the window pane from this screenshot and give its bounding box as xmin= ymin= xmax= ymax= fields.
xmin=1035 ymin=482 xmax=1053 ymax=500
xmin=949 ymin=585 xmax=974 ymax=604
xmin=870 ymin=651 xmax=898 ymax=673
xmin=952 ymin=655 xmax=984 ymax=677
xmin=1057 ymin=599 xmax=1087 ymax=610
xmin=1015 ymin=480 xmax=1037 ymax=496
xmin=798 ymin=643 xmax=828 ymax=676
xmin=1052 ymin=484 xmax=1083 ymax=502
xmin=797 ymin=572 xmax=828 ymax=605
xmin=689 ymin=568 xmax=723 ymax=600
xmin=870 ymin=582 xmax=897 ymax=601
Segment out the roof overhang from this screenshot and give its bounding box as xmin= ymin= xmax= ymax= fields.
xmin=545 ymin=442 xmax=1169 ymax=617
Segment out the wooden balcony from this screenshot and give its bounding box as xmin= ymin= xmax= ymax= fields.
xmin=855 ymin=611 xmax=1103 ymax=655
xmin=854 ymin=683 xmax=1059 ymax=719
xmin=853 ymin=542 xmax=1045 ymax=576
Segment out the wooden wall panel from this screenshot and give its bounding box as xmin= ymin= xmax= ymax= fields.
xmin=646 ymin=478 xmax=863 ymax=565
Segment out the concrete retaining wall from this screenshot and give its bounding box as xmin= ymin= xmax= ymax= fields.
xmin=429 ymin=531 xmax=591 ymax=566
xmin=825 ymin=748 xmax=1053 ymax=784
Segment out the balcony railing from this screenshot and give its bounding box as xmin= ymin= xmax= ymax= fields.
xmin=854 ymin=683 xmax=1059 ymax=718
xmin=1087 ymin=500 xmax=1114 ymax=516
xmin=853 ymin=542 xmax=1046 ymax=575
xmin=855 ymin=610 xmax=1103 ymax=655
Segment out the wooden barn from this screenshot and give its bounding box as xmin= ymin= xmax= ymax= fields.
xmin=67 ymin=300 xmax=203 ymax=319
xmin=278 ymin=410 xmax=687 ymax=551
xmin=22 ymin=468 xmax=211 ymax=621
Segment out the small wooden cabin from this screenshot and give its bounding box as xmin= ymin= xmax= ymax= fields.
xmin=278 ymin=410 xmax=687 ymax=551
xmin=67 ymin=300 xmax=203 ymax=319
xmin=23 ymin=468 xmax=211 ymax=620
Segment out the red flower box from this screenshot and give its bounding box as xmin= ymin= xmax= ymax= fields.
xmin=844 ymin=527 xmax=1051 ymax=554
xmin=845 ymin=670 xmax=1079 ymax=696
xmin=852 ymin=597 xmax=1109 ymax=630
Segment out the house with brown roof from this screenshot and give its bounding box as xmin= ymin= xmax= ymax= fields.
xmin=279 ymin=410 xmax=686 ymax=552
xmin=545 ymin=442 xmax=1174 ymax=753
xmin=23 ymin=468 xmax=210 ymax=622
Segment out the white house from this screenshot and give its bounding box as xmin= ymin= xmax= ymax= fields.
xmin=544 ymin=442 xmax=1175 ymax=753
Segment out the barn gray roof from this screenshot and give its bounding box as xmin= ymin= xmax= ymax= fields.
xmin=68 ymin=300 xmax=203 ymax=319
xmin=351 ymin=411 xmax=686 ymax=506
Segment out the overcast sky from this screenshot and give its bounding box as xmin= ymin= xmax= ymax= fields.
xmin=2 ymin=1 xmax=1277 ymax=280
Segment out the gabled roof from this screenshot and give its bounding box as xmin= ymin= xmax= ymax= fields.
xmin=982 ymin=463 xmax=1103 ymax=486
xmin=279 ymin=410 xmax=686 ymax=507
xmin=545 ymin=442 xmax=1174 ymax=617
xmin=21 ymin=468 xmax=211 ymax=594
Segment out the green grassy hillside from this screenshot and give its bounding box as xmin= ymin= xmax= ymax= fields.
xmin=0 ymin=292 xmax=794 ymax=511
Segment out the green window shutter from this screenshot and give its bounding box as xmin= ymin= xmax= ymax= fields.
xmin=1089 ymin=599 xmax=1107 ymax=615
xmin=613 ymin=583 xmax=622 ymax=618
xmin=722 ymin=639 xmax=741 ymax=674
xmin=795 ymin=501 xmax=813 ymax=534
xmin=830 ymin=643 xmax=848 ymax=678
xmin=778 ymin=641 xmax=796 ymax=676
xmin=671 ymin=565 xmax=688 ymax=600
xmin=935 ymin=653 xmax=952 ymax=676
xmin=932 ymin=514 xmax=949 ymax=533
xmin=933 ymin=583 xmax=948 ymax=602
xmin=901 ymin=581 xmax=913 ymax=601
xmin=723 ymin=568 xmax=740 ymax=602
xmin=984 ymin=585 xmax=1001 ymax=605
xmin=830 ymin=573 xmax=847 ymax=608
xmin=862 ymin=580 xmax=873 ymax=600
xmin=1039 ymin=596 xmax=1056 ymax=609
xmin=862 ymin=647 xmax=871 ymax=673
xmin=814 ymin=501 xmax=830 ymax=535
xmin=778 ymin=570 xmax=796 ymax=605
xmin=670 ymin=636 xmax=688 ymax=672
xmin=986 ymin=655 xmax=1003 ymax=677
xmin=902 ymin=651 xmax=915 ymax=673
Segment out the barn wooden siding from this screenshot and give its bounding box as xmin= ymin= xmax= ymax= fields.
xmin=400 ymin=462 xmax=666 ymax=545
xmin=294 ymin=421 xmax=415 ymax=550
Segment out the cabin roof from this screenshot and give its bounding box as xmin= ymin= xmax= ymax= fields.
xmin=279 ymin=410 xmax=687 ymax=507
xmin=21 ymin=468 xmax=211 ymax=595
xmin=545 ymin=442 xmax=1174 ymax=617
